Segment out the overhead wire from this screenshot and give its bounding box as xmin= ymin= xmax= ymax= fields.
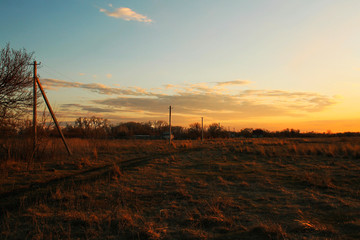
xmin=41 ymin=63 xmax=78 ymax=83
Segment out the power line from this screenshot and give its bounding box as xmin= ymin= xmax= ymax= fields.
xmin=42 ymin=63 xmax=78 ymax=83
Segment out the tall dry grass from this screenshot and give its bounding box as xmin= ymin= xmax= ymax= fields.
xmin=206 ymin=137 xmax=360 ymax=159
xmin=0 ymin=138 xmax=202 ymax=193
xmin=1 ymin=137 xmax=360 ymax=239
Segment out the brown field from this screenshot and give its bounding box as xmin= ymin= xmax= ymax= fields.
xmin=1 ymin=137 xmax=360 ymax=239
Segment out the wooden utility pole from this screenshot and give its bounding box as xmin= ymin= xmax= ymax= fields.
xmin=201 ymin=117 xmax=204 ymax=142
xmin=33 ymin=61 xmax=38 ymax=158
xmin=169 ymin=106 xmax=172 ymax=144
xmin=31 ymin=61 xmax=71 ymax=156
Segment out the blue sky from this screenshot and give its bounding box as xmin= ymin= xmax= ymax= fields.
xmin=1 ymin=0 xmax=360 ymax=132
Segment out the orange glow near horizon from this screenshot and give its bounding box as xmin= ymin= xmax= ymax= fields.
xmin=45 ymin=77 xmax=359 ymax=134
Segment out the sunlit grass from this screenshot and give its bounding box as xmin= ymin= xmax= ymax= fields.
xmin=1 ymin=137 xmax=360 ymax=239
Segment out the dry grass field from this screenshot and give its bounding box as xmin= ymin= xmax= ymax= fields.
xmin=1 ymin=137 xmax=360 ymax=239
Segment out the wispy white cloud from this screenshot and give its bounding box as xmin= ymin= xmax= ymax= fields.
xmin=100 ymin=7 xmax=152 ymax=23
xmin=215 ymin=80 xmax=251 ymax=86
xmin=130 ymin=86 xmax=148 ymax=94
xmin=164 ymin=84 xmax=175 ymax=89
xmin=41 ymin=78 xmax=154 ymax=96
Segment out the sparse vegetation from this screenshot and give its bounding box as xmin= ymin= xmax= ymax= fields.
xmin=1 ymin=137 xmax=360 ymax=239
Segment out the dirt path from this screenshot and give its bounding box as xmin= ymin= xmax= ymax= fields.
xmin=0 ymin=147 xmax=203 ymax=217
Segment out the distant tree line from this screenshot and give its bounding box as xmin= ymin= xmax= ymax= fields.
xmin=2 ymin=116 xmax=359 ymax=139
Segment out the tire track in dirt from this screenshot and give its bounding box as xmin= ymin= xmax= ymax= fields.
xmin=0 ymin=147 xmax=204 ymax=217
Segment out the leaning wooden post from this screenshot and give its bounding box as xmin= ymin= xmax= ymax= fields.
xmin=36 ymin=78 xmax=72 ymax=155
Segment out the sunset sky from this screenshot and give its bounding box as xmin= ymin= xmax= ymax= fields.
xmin=1 ymin=0 xmax=359 ymax=132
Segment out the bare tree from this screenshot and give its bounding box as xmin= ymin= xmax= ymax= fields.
xmin=0 ymin=43 xmax=34 ymax=125
xmin=207 ymin=123 xmax=222 ymax=138
xmin=188 ymin=122 xmax=201 ymax=139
